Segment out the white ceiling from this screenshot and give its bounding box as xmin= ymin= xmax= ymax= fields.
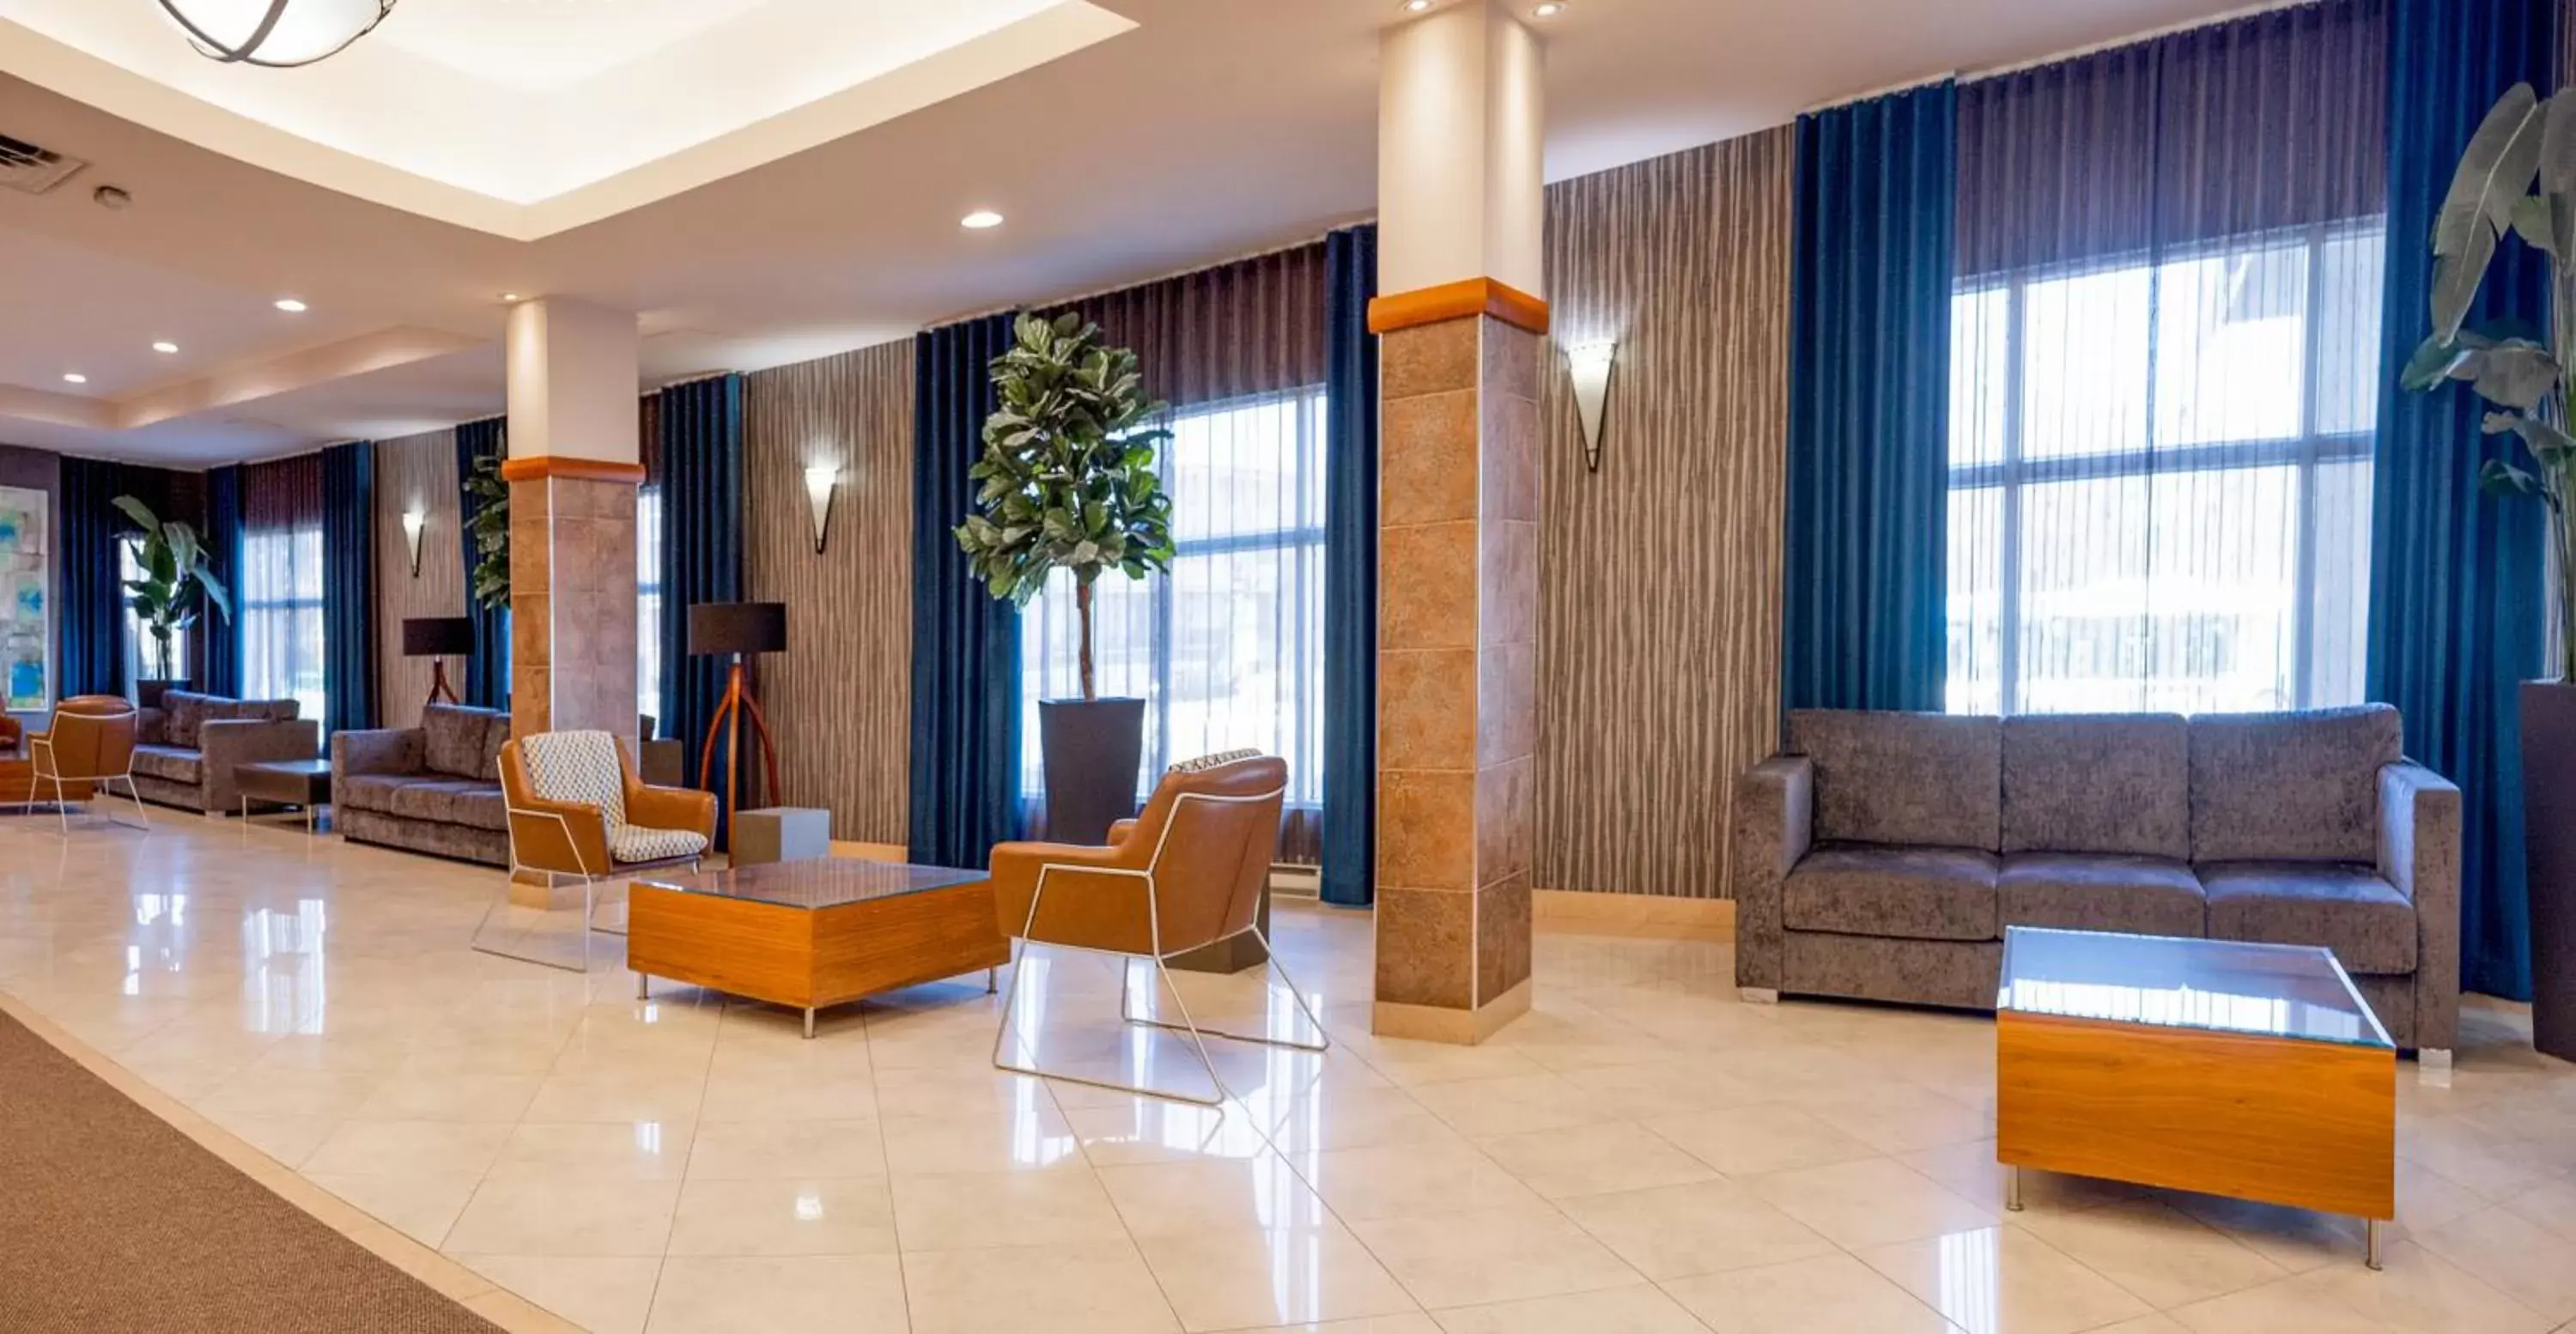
xmin=0 ymin=0 xmax=2265 ymax=467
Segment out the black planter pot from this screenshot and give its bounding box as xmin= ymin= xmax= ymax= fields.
xmin=1038 ymin=697 xmax=1146 ymax=847
xmin=135 ymin=678 xmax=187 ymax=710
xmin=2525 ymin=680 xmax=2576 ymax=1061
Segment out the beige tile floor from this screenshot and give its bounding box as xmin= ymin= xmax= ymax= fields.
xmin=3 ymin=812 xmax=2575 ymax=1334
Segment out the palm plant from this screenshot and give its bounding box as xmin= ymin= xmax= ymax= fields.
xmin=953 ymin=312 xmax=1176 ymax=699
xmin=465 ymin=450 xmax=510 ymax=610
xmin=2402 ymin=81 xmax=2576 ymax=681
xmin=112 ymin=494 xmax=231 ymax=683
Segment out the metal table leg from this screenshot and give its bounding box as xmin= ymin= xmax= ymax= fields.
xmin=2006 ymin=1166 xmax=2024 ymax=1212
xmin=2366 ymin=1218 xmax=2383 ymax=1270
xmin=803 ymin=1007 xmax=816 ymax=1040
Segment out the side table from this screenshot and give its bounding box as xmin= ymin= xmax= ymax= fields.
xmin=238 ymin=757 xmax=334 ymax=834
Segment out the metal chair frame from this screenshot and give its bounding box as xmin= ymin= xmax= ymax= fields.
xmin=474 ymin=800 xmax=700 ymax=974
xmin=18 ymin=715 xmax=151 ymax=837
xmin=991 ymin=785 xmax=1327 ymax=1107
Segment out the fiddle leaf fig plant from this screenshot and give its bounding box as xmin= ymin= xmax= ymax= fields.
xmin=112 ymin=494 xmax=231 ymax=684
xmin=2402 ymin=81 xmax=2576 ymax=681
xmin=465 ymin=449 xmax=511 ymax=610
xmin=954 ymin=311 xmax=1176 ymax=700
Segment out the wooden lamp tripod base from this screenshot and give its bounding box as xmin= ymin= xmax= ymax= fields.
xmin=700 ymin=654 xmax=782 ymax=846
xmin=425 ymin=658 xmax=460 ymax=709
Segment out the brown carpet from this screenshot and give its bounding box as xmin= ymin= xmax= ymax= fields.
xmin=0 ymin=1008 xmax=506 ymax=1334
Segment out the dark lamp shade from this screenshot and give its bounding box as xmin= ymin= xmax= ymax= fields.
xmin=688 ymin=602 xmax=787 ymax=656
xmin=402 ymin=616 xmax=477 ymax=658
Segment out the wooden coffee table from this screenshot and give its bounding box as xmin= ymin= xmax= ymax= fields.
xmin=237 ymin=757 xmax=334 ymax=832
xmin=628 ymin=858 xmax=1011 ymax=1038
xmin=1996 ymin=926 xmax=2396 ymax=1267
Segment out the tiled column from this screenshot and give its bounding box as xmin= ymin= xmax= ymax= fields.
xmin=1370 ymin=0 xmax=1545 ymax=1044
xmin=502 ymin=296 xmax=641 ymax=740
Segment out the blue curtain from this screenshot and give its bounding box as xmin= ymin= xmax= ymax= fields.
xmin=659 ymin=375 xmax=745 ymax=838
xmin=200 ymin=464 xmax=243 ymax=699
xmin=908 ymin=313 xmax=1023 ymax=870
xmin=2369 ymin=0 xmax=2557 ymax=1001
xmin=1321 ymin=225 xmax=1379 ymax=907
xmin=1785 ymin=83 xmax=1958 ymax=712
xmin=58 ymin=456 xmax=125 ymax=699
xmin=453 ymin=418 xmax=509 ymax=710
xmin=319 ymin=443 xmax=377 ymax=735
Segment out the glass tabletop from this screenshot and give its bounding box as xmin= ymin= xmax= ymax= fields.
xmin=1997 ymin=926 xmax=2392 ymax=1049
xmin=633 ymin=858 xmax=984 ymax=910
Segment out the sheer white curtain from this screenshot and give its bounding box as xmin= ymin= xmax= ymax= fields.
xmin=240 ymin=521 xmax=326 ymax=723
xmin=1947 ymin=0 xmax=2386 ymax=716
xmin=1018 ymin=387 xmax=1329 ymax=810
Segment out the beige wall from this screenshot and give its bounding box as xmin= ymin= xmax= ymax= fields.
xmin=371 ymin=429 xmax=465 ymax=731
xmin=741 ymin=340 xmax=914 ymax=844
xmin=1535 ymin=129 xmax=1795 ymax=900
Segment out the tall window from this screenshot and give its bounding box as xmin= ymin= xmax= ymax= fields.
xmin=1948 ymin=224 xmax=2381 ymax=715
xmin=637 ymin=486 xmax=664 ymax=730
xmin=240 ymin=521 xmax=326 ymax=725
xmin=120 ymin=542 xmax=190 ymax=683
xmin=1018 ymin=386 xmax=1328 ymax=808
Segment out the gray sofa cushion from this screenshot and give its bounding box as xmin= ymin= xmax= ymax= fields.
xmin=477 ymin=713 xmax=511 ymax=781
xmin=336 ymin=773 xmax=415 ymax=817
xmin=1783 ymin=842 xmax=2000 ymax=941
xmin=387 ymin=779 xmax=508 ymax=832
xmin=1999 ymin=852 xmax=2204 ymax=937
xmin=1787 ymin=711 xmax=2002 ymax=850
xmin=2002 ymin=714 xmax=2189 ymax=858
xmin=131 ymin=744 xmax=202 ymax=786
xmin=2190 ymin=706 xmax=2398 ymax=864
xmin=2201 ymin=861 xmax=2417 ymax=973
xmin=422 ymin=705 xmax=496 ymax=779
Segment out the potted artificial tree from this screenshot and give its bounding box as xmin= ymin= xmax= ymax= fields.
xmin=112 ymin=495 xmax=231 ymax=708
xmin=956 ymin=312 xmax=1176 ymax=845
xmin=2401 ymin=81 xmax=2576 ymax=1059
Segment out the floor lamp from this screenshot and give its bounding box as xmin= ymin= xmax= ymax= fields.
xmin=402 ymin=616 xmax=477 ymax=710
xmin=688 ymin=602 xmax=787 ymax=844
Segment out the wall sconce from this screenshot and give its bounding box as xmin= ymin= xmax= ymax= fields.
xmin=1567 ymin=341 xmax=1616 ymax=473
xmin=804 ymin=464 xmax=840 ymax=554
xmin=401 ymin=508 xmax=426 ymax=576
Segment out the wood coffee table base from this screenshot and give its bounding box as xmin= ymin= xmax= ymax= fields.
xmin=629 ymin=877 xmax=1011 ymax=1039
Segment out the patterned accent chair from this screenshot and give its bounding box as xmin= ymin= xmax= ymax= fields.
xmin=476 ymin=730 xmax=716 ymax=973
xmin=984 ymin=753 xmax=1324 ymax=1106
xmin=22 ymin=695 xmax=145 ymax=834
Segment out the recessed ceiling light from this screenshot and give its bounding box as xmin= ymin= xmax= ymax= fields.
xmin=274 ymin=297 xmax=308 ymax=312
xmin=1533 ymin=1 xmax=1565 ymax=14
xmin=63 ymin=373 xmax=87 ymax=385
xmin=151 ymin=341 xmax=179 ymax=355
xmin=501 ymin=292 xmax=520 ymax=302
xmin=1403 ymin=0 xmax=1433 ymax=10
xmin=960 ymin=209 xmax=1005 ymax=230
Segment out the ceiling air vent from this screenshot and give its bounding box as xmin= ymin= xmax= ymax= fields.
xmin=0 ymin=133 xmax=87 ymax=196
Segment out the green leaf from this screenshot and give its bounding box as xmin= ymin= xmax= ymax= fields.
xmin=2463 ymin=338 xmax=2560 ymax=410
xmin=2485 ymin=410 xmax=2576 ymax=464
xmin=2401 ymin=334 xmax=2472 ymax=391
xmin=110 ymin=494 xmax=162 ymax=537
xmin=2512 ymin=193 xmax=2558 ymax=252
xmin=2433 ymin=83 xmax=2545 ymax=338
xmin=2480 ymin=458 xmax=2543 ymax=496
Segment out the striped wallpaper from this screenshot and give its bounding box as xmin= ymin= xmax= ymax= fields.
xmin=370 ymin=429 xmax=467 ymax=731
xmin=1535 ymin=129 xmax=1795 ymax=900
xmin=741 ymin=340 xmax=916 ymax=844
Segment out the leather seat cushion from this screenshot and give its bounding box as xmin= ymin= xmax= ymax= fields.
xmin=1999 ymin=852 xmax=2205 ymax=938
xmin=2201 ymin=861 xmax=2417 ymax=974
xmin=1783 ymin=842 xmax=2000 ymax=942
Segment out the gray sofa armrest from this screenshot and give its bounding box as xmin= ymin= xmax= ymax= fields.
xmin=2379 ymin=761 xmax=2462 ymax=1052
xmin=1732 ymin=755 xmax=1814 ymax=991
xmin=137 ymin=706 xmax=168 ymax=747
xmin=199 ymin=718 xmax=324 ymax=812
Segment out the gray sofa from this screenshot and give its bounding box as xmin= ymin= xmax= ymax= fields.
xmin=331 ymin=704 xmax=512 ymax=866
xmin=131 ymin=690 xmax=318 ymax=814
xmin=1733 ymin=706 xmax=2462 ymax=1053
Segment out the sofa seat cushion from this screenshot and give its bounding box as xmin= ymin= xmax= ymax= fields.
xmin=2201 ymin=861 xmax=2416 ymax=973
xmin=1784 ymin=842 xmax=2000 ymax=941
xmin=610 ymin=824 xmax=708 ymax=864
xmin=387 ymin=779 xmax=508 ymax=832
xmin=336 ymin=773 xmax=416 ymax=817
xmin=1999 ymin=852 xmax=2204 ymax=937
xmin=131 ymin=744 xmax=203 ymax=786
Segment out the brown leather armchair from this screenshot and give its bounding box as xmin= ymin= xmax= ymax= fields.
xmin=18 ymin=695 xmax=142 ymax=834
xmin=986 ymin=754 xmax=1326 ymax=1105
xmin=477 ymin=730 xmax=716 ymax=973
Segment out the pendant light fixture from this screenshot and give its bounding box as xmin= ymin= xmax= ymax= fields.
xmin=156 ymin=0 xmax=398 ymax=68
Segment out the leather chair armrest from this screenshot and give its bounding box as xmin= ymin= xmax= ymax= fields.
xmin=200 ymin=719 xmax=323 ymax=810
xmin=2380 ymin=761 xmax=2463 ymax=1051
xmin=1106 ymin=818 xmax=1139 ymax=846
xmin=988 ymin=840 xmax=1153 ymax=953
xmin=626 ymin=784 xmax=717 ymax=840
xmin=1731 ymin=755 xmax=1814 ymax=991
xmin=508 ymin=795 xmax=614 ymax=877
